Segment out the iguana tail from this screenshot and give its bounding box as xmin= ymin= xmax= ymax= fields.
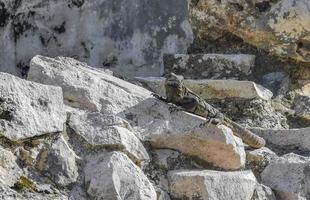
xmin=223 ymin=118 xmax=266 ymax=149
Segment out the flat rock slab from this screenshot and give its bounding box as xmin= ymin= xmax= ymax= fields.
xmin=168 ymin=170 xmax=257 ymax=200
xmin=251 ymin=127 xmax=310 ymax=152
xmin=0 ymin=72 xmax=66 ymax=141
xmin=136 ymin=77 xmax=273 ymax=100
xmin=28 ymin=55 xmax=151 ymax=114
xmin=68 ymin=110 xmax=149 ymax=162
xmin=122 ymin=97 xmax=245 ymax=170
xmin=85 ymin=151 xmax=156 ymax=200
xmin=262 ymin=153 xmax=310 ymax=200
xmin=163 ymin=53 xmax=255 ymax=79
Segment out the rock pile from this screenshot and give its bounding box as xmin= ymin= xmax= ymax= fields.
xmin=0 ymin=54 xmax=308 ymax=199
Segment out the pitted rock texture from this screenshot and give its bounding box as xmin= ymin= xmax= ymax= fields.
xmin=262 ymin=153 xmax=310 ymax=200
xmin=0 ymin=0 xmax=193 ymax=77
xmin=124 ymin=100 xmax=246 ymax=170
xmin=136 ymin=77 xmax=273 ymax=100
xmin=209 ymin=98 xmax=288 ymax=129
xmin=28 ymin=55 xmax=151 ymax=114
xmin=36 ymin=135 xmax=79 ymax=187
xmin=251 ymin=184 xmax=276 ymax=200
xmin=0 ymin=146 xmax=22 ymax=187
xmin=0 ymin=72 xmax=66 ymax=141
xmin=84 ymin=151 xmax=157 ymax=200
xmin=168 ymin=170 xmax=257 ymax=200
xmin=68 ymin=110 xmax=149 ymax=162
xmin=252 ymin=127 xmax=310 ymax=153
xmin=190 ymin=0 xmax=310 ymax=63
xmin=164 ymin=53 xmax=255 ymax=79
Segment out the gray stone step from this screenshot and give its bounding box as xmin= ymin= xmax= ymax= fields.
xmin=135 ymin=76 xmax=273 ymax=100
xmin=163 ymin=53 xmax=256 ymax=79
xmin=251 ymin=127 xmax=310 ymax=152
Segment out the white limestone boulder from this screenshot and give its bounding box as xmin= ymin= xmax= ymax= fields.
xmin=36 ymin=135 xmax=79 ymax=187
xmin=262 ymin=153 xmax=310 ymax=200
xmin=251 ymin=127 xmax=310 ymax=152
xmin=28 ymin=55 xmax=151 ymax=114
xmin=251 ymin=184 xmax=276 ymax=200
xmin=84 ymin=151 xmax=156 ymax=200
xmin=168 ymin=170 xmax=257 ymax=200
xmin=68 ymin=110 xmax=149 ymax=162
xmin=135 ymin=77 xmax=273 ymax=100
xmin=123 ymin=97 xmax=245 ymax=170
xmin=0 ymin=72 xmax=66 ymax=141
xmin=0 ymin=146 xmax=22 ymax=187
xmin=28 ymin=55 xmax=245 ymax=170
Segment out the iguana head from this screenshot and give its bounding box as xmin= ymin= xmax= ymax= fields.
xmin=164 ymin=73 xmax=185 ymax=104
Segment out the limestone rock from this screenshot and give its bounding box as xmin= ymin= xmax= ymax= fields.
xmin=211 ymin=98 xmax=287 ymax=129
xmin=262 ymin=153 xmax=310 ymax=200
xmin=252 ymin=127 xmax=310 ymax=152
xmin=190 ymin=0 xmax=310 ymax=63
xmin=246 ymin=147 xmax=277 ymax=180
xmin=84 ymin=151 xmax=156 ymax=200
xmin=293 ymin=95 xmax=310 ymax=120
xmin=123 ymin=97 xmax=245 ymax=170
xmin=28 ymin=55 xmax=151 ymax=114
xmin=0 ymin=72 xmax=66 ymax=141
xmin=0 ymin=146 xmax=22 ymax=187
xmin=36 ymin=135 xmax=79 ymax=187
xmin=251 ymin=184 xmax=276 ymax=200
xmin=168 ymin=170 xmax=257 ymax=200
xmin=68 ymin=110 xmax=149 ymax=162
xmin=163 ymin=53 xmax=255 ymax=79
xmin=0 ymin=185 xmax=68 ymax=200
xmin=136 ymin=77 xmax=273 ymax=100
xmin=0 ymin=0 xmax=192 ymax=77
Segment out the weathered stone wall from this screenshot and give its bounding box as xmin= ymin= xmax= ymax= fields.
xmin=190 ymin=0 xmax=310 ymax=64
xmin=0 ymin=0 xmax=193 ymax=77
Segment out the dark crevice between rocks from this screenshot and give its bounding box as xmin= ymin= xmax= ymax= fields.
xmin=17 ymin=62 xmax=30 ymax=78
xmin=53 ymin=21 xmax=66 ymax=34
xmin=69 ymin=0 xmax=85 ymax=8
xmin=255 ymin=1 xmax=271 ymax=13
xmin=0 ymin=2 xmax=10 ymax=27
xmin=296 ymin=38 xmax=310 ymax=61
xmin=229 ymin=3 xmax=244 ymax=11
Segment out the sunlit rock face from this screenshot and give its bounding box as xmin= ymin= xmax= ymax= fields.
xmin=190 ymin=0 xmax=310 ymax=64
xmin=0 ymin=0 xmax=193 ymax=77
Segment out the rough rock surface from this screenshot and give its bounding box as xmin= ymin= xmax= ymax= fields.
xmin=190 ymin=0 xmax=310 ymax=63
xmin=0 ymin=146 xmax=22 ymax=187
xmin=252 ymin=127 xmax=310 ymax=152
xmin=36 ymin=135 xmax=79 ymax=187
xmin=210 ymin=98 xmax=288 ymax=129
xmin=251 ymin=184 xmax=276 ymax=200
xmin=168 ymin=170 xmax=257 ymax=200
xmin=293 ymin=95 xmax=310 ymax=120
xmin=0 ymin=72 xmax=66 ymax=141
xmin=136 ymin=77 xmax=273 ymax=100
xmin=84 ymin=151 xmax=156 ymax=200
xmin=164 ymin=53 xmax=255 ymax=79
xmin=28 ymin=55 xmax=151 ymax=114
xmin=262 ymin=153 xmax=310 ymax=200
xmin=68 ymin=110 xmax=149 ymax=162
xmin=0 ymin=0 xmax=193 ymax=77
xmin=123 ymin=98 xmax=245 ymax=170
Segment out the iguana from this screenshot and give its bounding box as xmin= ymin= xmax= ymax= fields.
xmin=155 ymin=73 xmax=265 ymax=149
